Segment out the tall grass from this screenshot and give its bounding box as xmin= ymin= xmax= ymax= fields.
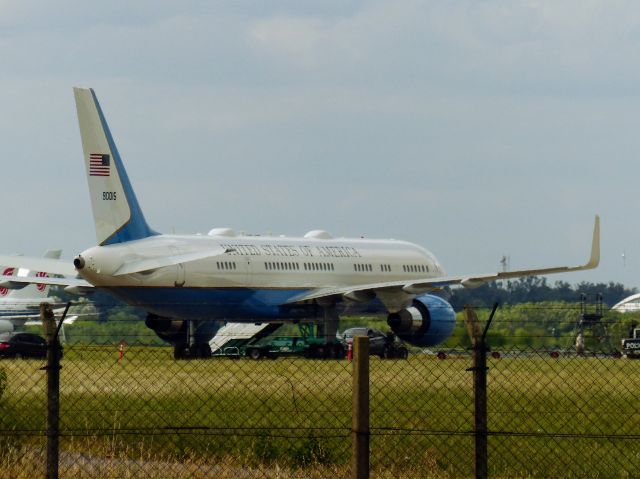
xmin=0 ymin=347 xmax=638 ymax=477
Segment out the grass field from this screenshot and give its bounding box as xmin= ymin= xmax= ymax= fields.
xmin=0 ymin=346 xmax=639 ymax=478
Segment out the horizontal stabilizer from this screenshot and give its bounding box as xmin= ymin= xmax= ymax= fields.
xmin=113 ymin=247 xmax=227 ymax=276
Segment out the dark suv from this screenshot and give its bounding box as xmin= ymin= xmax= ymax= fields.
xmin=0 ymin=332 xmax=51 ymax=359
xmin=339 ymin=327 xmax=408 ymax=359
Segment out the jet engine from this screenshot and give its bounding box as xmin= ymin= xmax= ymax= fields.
xmin=387 ymin=294 xmax=456 ymax=346
xmin=145 ymin=314 xmax=187 ymax=343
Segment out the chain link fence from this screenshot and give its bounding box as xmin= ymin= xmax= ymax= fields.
xmin=0 ymin=303 xmax=639 ymax=478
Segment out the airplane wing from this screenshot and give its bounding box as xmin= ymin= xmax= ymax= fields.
xmin=24 ymin=315 xmax=79 ymax=326
xmin=2 ymin=314 xmax=42 ymax=321
xmin=0 ymin=254 xmax=77 ymax=276
xmin=0 ymin=275 xmax=93 ymax=289
xmin=286 ymin=215 xmax=600 ymax=304
xmin=7 ymin=315 xmax=74 ymax=322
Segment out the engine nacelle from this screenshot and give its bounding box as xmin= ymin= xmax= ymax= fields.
xmin=145 ymin=314 xmax=187 ymax=343
xmin=0 ymin=320 xmax=15 ymax=334
xmin=144 ymin=314 xmax=223 ymax=346
xmin=387 ymin=294 xmax=456 ymax=347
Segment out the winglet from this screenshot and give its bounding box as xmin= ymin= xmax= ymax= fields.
xmin=585 ymin=214 xmax=600 ymax=269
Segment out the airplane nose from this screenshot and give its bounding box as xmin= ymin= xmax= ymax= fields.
xmin=73 ymin=255 xmax=85 ymax=270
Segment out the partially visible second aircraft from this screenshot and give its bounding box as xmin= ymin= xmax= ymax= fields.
xmin=0 ymin=250 xmax=70 ymax=333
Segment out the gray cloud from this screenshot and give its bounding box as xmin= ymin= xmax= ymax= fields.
xmin=1 ymin=1 xmax=638 ymax=287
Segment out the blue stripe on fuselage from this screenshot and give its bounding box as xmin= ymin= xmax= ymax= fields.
xmin=101 ymin=287 xmax=313 ymax=320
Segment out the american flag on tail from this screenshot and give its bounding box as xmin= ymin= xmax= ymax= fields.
xmin=89 ymin=153 xmax=110 ymax=176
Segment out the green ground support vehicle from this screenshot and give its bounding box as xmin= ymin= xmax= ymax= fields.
xmin=213 ymin=323 xmax=346 ymax=360
xmin=213 ymin=323 xmax=409 ymax=360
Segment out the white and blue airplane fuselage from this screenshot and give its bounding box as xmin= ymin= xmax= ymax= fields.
xmin=77 ymin=232 xmax=445 ymax=321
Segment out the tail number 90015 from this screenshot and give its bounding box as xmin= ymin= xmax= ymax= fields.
xmin=102 ymin=191 xmax=117 ymax=201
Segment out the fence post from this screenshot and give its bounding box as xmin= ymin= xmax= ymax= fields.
xmin=464 ymin=304 xmax=498 ymax=479
xmin=41 ymin=303 xmax=60 ymax=479
xmin=352 ymin=336 xmax=369 ymax=479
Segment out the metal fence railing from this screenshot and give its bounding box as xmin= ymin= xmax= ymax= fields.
xmin=0 ymin=304 xmax=639 ymax=478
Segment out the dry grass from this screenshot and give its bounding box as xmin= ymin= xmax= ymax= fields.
xmin=1 ymin=347 xmax=639 ymax=478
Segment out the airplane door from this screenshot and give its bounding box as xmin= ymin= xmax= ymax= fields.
xmin=176 ymin=262 xmax=186 ymax=287
xmin=240 ymin=256 xmax=251 ymax=286
xmin=170 ymin=246 xmax=186 ymax=287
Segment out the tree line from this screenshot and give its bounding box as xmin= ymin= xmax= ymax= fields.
xmin=44 ymin=277 xmax=640 ymax=348
xmin=446 ymin=276 xmax=636 ymax=310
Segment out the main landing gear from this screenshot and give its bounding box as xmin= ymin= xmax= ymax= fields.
xmin=173 ymin=342 xmax=212 ymax=360
xmin=304 ymin=302 xmax=346 ymax=359
xmin=173 ymin=319 xmax=212 ymax=360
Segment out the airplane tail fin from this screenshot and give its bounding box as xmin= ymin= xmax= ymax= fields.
xmin=73 ymin=88 xmax=158 ymax=246
xmin=7 ymin=249 xmax=62 ymax=299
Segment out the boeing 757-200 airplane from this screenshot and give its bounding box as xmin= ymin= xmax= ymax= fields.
xmin=0 ymin=88 xmax=600 ymax=358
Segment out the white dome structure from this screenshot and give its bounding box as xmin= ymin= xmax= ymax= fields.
xmin=612 ymin=293 xmax=640 ymax=313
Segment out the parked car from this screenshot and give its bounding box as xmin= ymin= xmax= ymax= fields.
xmin=338 ymin=327 xmax=408 ymax=359
xmin=0 ymin=332 xmax=58 ymax=359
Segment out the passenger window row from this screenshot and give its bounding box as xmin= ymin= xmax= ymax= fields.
xmin=217 ymin=261 xmax=237 ymax=270
xmin=354 ymin=264 xmax=373 ymax=272
xmin=381 ymin=264 xmax=392 ymax=272
xmin=263 ymin=262 xmax=336 ymax=272
xmin=403 ymin=264 xmax=428 ymax=273
xmin=304 ymin=262 xmax=334 ymax=272
xmin=265 ymin=262 xmax=300 ymax=271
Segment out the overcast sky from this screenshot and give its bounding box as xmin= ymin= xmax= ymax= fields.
xmin=2 ymin=1 xmax=639 ymax=288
